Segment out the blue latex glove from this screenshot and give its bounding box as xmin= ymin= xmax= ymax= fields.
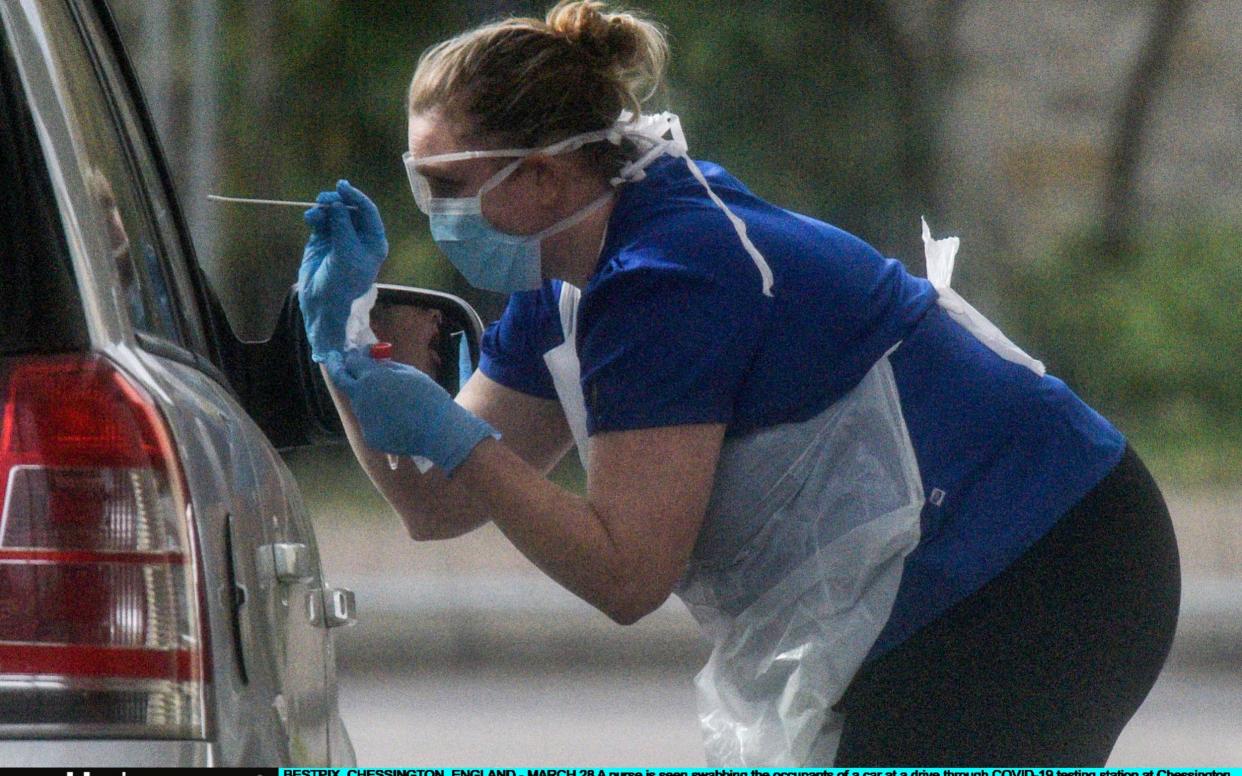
xmin=298 ymin=180 xmax=388 ymax=362
xmin=326 ymin=349 xmax=499 ymax=474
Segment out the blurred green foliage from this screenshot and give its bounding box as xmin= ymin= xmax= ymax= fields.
xmin=1011 ymin=224 xmax=1242 ymax=484
xmin=115 ymin=0 xmax=942 ymax=324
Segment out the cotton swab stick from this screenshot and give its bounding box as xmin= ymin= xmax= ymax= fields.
xmin=208 ymin=194 xmax=358 ymax=209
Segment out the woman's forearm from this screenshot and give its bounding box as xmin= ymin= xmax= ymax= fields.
xmin=323 ymin=364 xmax=647 ymax=617
xmin=450 ymin=437 xmax=671 ymax=624
xmin=320 ymin=364 xmax=490 ymax=540
xmin=318 ymin=365 xmax=708 ymax=624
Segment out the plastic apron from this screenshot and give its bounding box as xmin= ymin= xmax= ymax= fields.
xmin=546 ymin=278 xmax=922 ymax=764
xmin=540 ymin=115 xmax=1043 ymax=766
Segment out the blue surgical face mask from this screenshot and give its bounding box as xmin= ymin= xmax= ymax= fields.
xmin=403 ymin=129 xmax=621 ymax=293
xmin=427 ymin=183 xmax=612 ymax=293
xmin=402 ymin=112 xmax=776 ymax=295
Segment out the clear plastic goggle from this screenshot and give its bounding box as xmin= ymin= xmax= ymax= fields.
xmin=402 ymin=127 xmax=623 ymax=216
xmin=402 ymin=149 xmax=522 ymax=216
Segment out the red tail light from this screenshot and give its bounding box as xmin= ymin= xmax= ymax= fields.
xmin=0 ymin=354 xmax=207 ymax=737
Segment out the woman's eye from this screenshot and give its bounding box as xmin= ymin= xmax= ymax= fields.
xmin=427 ymin=178 xmax=461 ymax=198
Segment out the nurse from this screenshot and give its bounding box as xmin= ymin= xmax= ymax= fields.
xmin=298 ymin=0 xmax=1180 ymax=766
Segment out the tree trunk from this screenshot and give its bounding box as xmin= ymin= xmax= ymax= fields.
xmin=1100 ymin=0 xmax=1192 ymax=264
xmin=835 ymin=0 xmax=963 ymax=271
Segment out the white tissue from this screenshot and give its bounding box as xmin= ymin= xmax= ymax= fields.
xmin=344 ymin=285 xmax=379 ymax=352
xmin=345 ymin=285 xmax=435 ymax=474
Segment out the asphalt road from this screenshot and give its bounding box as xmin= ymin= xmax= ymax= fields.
xmin=336 ymin=659 xmax=1242 ymax=766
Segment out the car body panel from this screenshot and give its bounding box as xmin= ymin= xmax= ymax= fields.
xmin=0 ymin=740 xmax=215 ymax=767
xmin=0 ymin=0 xmax=352 ymax=765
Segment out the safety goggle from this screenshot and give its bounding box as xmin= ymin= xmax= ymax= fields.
xmin=401 ymin=127 xmax=626 ymax=216
xmin=401 ymin=150 xmax=527 ymax=216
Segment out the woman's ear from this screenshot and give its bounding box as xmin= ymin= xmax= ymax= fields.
xmin=514 ymin=152 xmax=600 ymax=222
xmin=521 ymin=154 xmax=564 ymax=211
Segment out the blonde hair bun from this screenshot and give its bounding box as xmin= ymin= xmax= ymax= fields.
xmin=546 ymin=0 xmax=667 ymax=103
xmin=548 ymin=0 xmax=645 ymax=67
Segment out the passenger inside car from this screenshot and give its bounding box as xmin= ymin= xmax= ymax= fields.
xmin=369 ymin=301 xmax=447 ymax=377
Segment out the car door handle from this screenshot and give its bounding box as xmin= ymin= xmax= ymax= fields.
xmin=257 ymin=542 xmax=313 ymax=584
xmin=308 ymin=587 xmax=357 ymax=629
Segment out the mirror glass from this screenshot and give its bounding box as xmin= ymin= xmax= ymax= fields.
xmin=368 ymin=285 xmax=481 ymax=395
xmin=287 ymin=284 xmax=483 ymax=446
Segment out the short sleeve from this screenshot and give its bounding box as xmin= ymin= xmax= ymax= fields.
xmin=478 ymin=286 xmax=560 ymax=400
xmin=579 ymin=264 xmax=765 ymax=435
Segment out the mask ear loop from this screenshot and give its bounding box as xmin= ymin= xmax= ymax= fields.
xmin=612 ymin=142 xmax=669 ymax=185
xmin=478 ymin=135 xmax=619 ymax=242
xmin=532 ymin=190 xmax=615 ymax=242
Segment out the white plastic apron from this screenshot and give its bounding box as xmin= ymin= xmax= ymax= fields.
xmin=922 ymin=217 xmax=1045 ymax=376
xmin=680 ymin=350 xmax=925 ymax=765
xmin=539 ymin=134 xmax=1039 ymax=764
xmin=543 ymin=278 xmax=924 ymax=765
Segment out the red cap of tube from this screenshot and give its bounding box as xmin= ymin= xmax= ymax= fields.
xmin=369 ymin=342 xmax=393 ymax=360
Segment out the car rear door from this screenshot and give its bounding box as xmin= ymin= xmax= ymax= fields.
xmin=0 ymin=0 xmax=345 ymax=764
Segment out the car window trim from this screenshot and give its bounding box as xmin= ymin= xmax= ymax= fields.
xmin=134 ymin=329 xmax=235 ymax=394
xmin=89 ymin=2 xmax=233 ymax=373
xmin=76 ymin=0 xmax=250 ymax=405
xmin=65 ymin=1 xmax=206 ymax=347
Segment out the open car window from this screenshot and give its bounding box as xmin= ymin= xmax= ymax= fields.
xmin=32 ymin=1 xmax=209 ymax=356
xmin=0 ymin=16 xmax=88 ymax=356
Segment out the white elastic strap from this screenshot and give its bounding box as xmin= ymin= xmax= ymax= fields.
xmin=674 ymin=124 xmax=775 ymax=298
xmin=611 ymin=141 xmax=669 ymax=185
xmin=414 ymin=125 xmax=631 ymax=215
xmin=409 ymin=126 xmax=620 ymax=167
xmin=406 ymin=148 xmax=526 ymax=165
xmin=534 ymin=190 xmax=614 ymax=241
xmin=475 ymin=155 xmax=529 ymax=199
xmin=611 ymin=113 xmax=776 ymax=297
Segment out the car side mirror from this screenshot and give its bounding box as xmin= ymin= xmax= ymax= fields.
xmin=276 ymin=284 xmax=484 ymax=447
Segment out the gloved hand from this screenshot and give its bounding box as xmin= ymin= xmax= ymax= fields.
xmin=299 ymin=180 xmax=388 ymax=362
xmin=326 ymin=349 xmax=499 ymax=474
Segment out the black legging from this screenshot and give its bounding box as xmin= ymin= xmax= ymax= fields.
xmin=833 ymin=444 xmax=1181 ymax=765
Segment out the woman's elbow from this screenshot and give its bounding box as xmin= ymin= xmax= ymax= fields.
xmin=605 ymin=605 xmax=653 ymax=626
xmin=401 ymin=513 xmax=480 ymax=542
xmin=601 ymin=583 xmax=671 ymax=626
xmin=403 ymin=517 xmax=444 ymax=542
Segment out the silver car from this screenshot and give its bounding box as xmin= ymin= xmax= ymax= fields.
xmin=0 ymin=0 xmax=481 ymax=766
